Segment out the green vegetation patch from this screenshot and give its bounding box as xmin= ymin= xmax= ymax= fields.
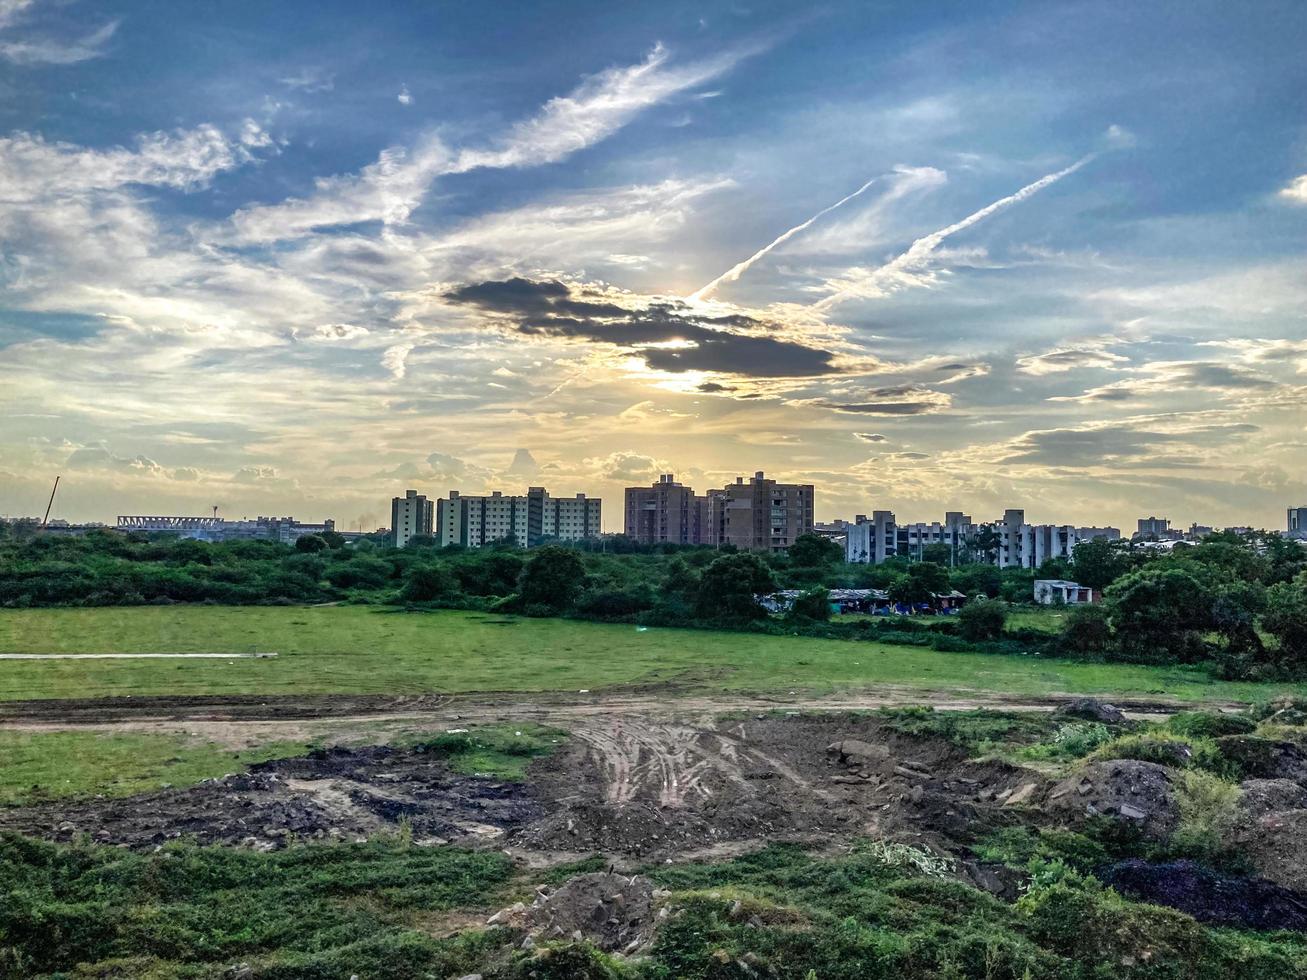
xmin=0 ymin=835 xmax=515 ymax=979
xmin=0 ymin=731 xmax=304 ymax=807
xmin=873 ymin=705 xmax=1057 ymax=752
xmin=405 ymin=723 xmax=563 ymax=780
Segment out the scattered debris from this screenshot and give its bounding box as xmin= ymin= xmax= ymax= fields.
xmin=1054 ymin=698 xmax=1127 ymax=725
xmin=1045 ymin=760 xmax=1179 ymax=838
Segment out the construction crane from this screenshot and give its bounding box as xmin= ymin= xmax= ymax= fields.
xmin=40 ymin=476 xmax=60 ymax=528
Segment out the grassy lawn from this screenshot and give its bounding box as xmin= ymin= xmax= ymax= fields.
xmin=0 ymin=605 xmax=1302 ymax=705
xmin=0 ymin=731 xmax=305 ymax=806
xmin=835 ymin=607 xmax=1066 ymax=632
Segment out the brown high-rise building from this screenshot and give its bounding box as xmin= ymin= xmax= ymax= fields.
xmin=707 ymin=471 xmax=815 ymax=552
xmin=623 ymin=474 xmax=706 ymax=545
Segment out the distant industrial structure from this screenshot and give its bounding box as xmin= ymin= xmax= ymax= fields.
xmin=115 ymin=514 xmax=343 ymax=544
xmin=843 ymin=509 xmax=1121 ymax=568
xmin=435 ymin=487 xmax=601 ymax=549
xmin=623 ymin=472 xmax=815 ymax=552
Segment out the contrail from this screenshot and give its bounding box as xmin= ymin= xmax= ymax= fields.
xmin=813 ymin=153 xmax=1096 ymax=313
xmin=689 ymin=175 xmax=882 ymax=302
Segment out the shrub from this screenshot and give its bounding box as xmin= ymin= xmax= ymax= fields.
xmin=1164 ymin=711 xmax=1256 ymax=739
xmin=786 ymin=586 xmax=832 ymax=623
xmin=1090 ymin=733 xmax=1234 ymax=778
xmin=1171 ymin=770 xmax=1242 ymax=862
xmin=957 ymin=598 xmax=1007 ymax=641
xmin=400 ymin=564 xmax=457 ymax=603
xmin=1058 ymin=603 xmax=1113 ymax=656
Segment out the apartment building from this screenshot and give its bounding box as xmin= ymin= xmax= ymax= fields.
xmin=706 ymin=472 xmax=815 ymax=552
xmin=436 ymin=487 xmax=601 ymax=548
xmin=1289 ymin=507 xmax=1307 ymax=540
xmin=845 ymin=507 xmax=1109 ymax=568
xmin=623 ymin=474 xmax=706 ymax=545
xmin=390 ymin=490 xmax=434 ymax=548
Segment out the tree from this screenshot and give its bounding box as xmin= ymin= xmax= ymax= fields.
xmin=516 ymin=546 xmax=587 ymax=613
xmin=887 ymin=563 xmax=948 ymax=606
xmin=1070 ymin=538 xmax=1128 ymax=591
xmin=1104 ymin=566 xmax=1214 ymax=662
xmin=401 ymin=563 xmax=457 ymax=603
xmin=920 ymin=542 xmax=953 ymax=565
xmin=951 ymin=563 xmax=1001 ymax=598
xmin=695 ymin=553 xmax=776 ymax=621
xmin=958 ymin=598 xmax=1007 ymax=641
xmin=787 ymin=586 xmax=831 ymax=622
xmin=968 ymin=527 xmax=1001 ymax=565
xmin=295 ymin=534 xmax=328 ymax=553
xmin=787 ymin=533 xmax=842 ymax=567
xmin=1263 ymin=573 xmax=1307 ymax=667
xmin=1059 ymin=604 xmax=1113 ymax=656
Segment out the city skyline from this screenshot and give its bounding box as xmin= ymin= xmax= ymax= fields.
xmin=2 ymin=1 xmax=1306 ymax=530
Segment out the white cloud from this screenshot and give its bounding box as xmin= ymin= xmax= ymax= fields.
xmin=814 ymin=154 xmax=1095 ymax=312
xmin=1280 ymin=174 xmax=1307 ymax=204
xmin=228 ymin=43 xmax=757 ymax=244
xmin=1016 ymin=343 xmax=1128 ymax=375
xmin=0 ymin=6 xmax=117 ymax=65
xmin=382 ymin=343 xmax=414 ymax=379
xmin=397 ymin=84 xmax=412 ymax=106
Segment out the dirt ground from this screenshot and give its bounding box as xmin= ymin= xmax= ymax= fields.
xmin=0 ymin=710 xmax=1041 ymax=862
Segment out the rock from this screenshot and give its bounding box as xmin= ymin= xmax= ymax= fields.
xmin=456 ymin=974 xmax=484 ymax=980
xmin=827 ymin=739 xmax=890 ymax=766
xmin=1046 ymin=761 xmax=1179 ymax=838
xmin=1217 ymin=736 xmax=1307 ymax=782
xmin=1003 ymin=783 xmax=1040 ymax=807
xmin=1054 ymin=698 xmax=1127 ymax=725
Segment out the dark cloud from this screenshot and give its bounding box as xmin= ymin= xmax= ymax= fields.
xmin=697 ymin=382 xmax=735 ymax=393
xmin=854 ymin=432 xmax=888 ymax=442
xmin=815 ymin=384 xmax=950 ymax=415
xmin=445 ymin=277 xmax=841 ymax=378
xmin=1164 ymin=362 xmax=1275 ymax=389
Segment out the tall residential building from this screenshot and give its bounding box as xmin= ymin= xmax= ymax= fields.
xmin=436 ymin=487 xmax=601 ymax=548
xmin=1289 ymin=507 xmax=1307 ymax=540
xmin=1136 ymin=516 xmax=1172 ymax=540
xmin=706 ymin=472 xmax=815 ymax=552
xmin=624 ymin=474 xmax=706 ymax=545
xmin=844 ymin=510 xmax=898 ymax=564
xmin=391 ymin=490 xmax=434 ymax=548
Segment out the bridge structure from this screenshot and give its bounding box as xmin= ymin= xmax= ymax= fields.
xmin=116 ymin=515 xmax=225 ymax=530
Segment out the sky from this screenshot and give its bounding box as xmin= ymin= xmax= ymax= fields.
xmin=1 ymin=0 xmax=1305 ymax=533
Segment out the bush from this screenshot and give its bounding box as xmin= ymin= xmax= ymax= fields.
xmin=1164 ymin=711 xmax=1256 ymax=739
xmin=1058 ymin=603 xmax=1112 ymax=656
xmin=1090 ymin=733 xmax=1234 ymax=778
xmin=516 ymin=546 xmax=586 ymax=614
xmin=786 ymin=587 xmax=832 ymax=623
xmin=957 ymin=598 xmax=1006 ymax=641
xmin=400 ymin=564 xmax=458 ymax=603
xmin=1171 ymin=770 xmax=1242 ymax=863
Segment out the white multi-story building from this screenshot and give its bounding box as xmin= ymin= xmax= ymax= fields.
xmin=390 ymin=490 xmax=434 ymax=548
xmin=436 ymin=487 xmax=601 ymax=548
xmin=844 ymin=507 xmax=1120 ymax=569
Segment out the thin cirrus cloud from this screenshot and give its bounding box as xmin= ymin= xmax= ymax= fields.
xmin=813 ymin=153 xmax=1096 ymax=312
xmin=0 ymin=0 xmax=117 ymax=65
xmin=229 ymin=42 xmax=762 ymax=245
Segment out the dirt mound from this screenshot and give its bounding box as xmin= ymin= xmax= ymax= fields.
xmin=1045 ymin=760 xmax=1179 ymax=838
xmin=1101 ymin=859 xmax=1307 ymax=932
xmin=1054 ymin=698 xmax=1127 ymax=725
xmin=493 ymin=873 xmax=657 ymax=953
xmin=1216 ymin=736 xmax=1307 ymax=782
xmin=1239 ymin=779 xmax=1307 ymax=819
xmin=1233 ymin=809 xmax=1307 ymax=891
xmin=0 ymin=745 xmax=542 ymax=850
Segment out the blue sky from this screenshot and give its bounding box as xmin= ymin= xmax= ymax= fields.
xmin=1 ymin=0 xmax=1304 ymax=531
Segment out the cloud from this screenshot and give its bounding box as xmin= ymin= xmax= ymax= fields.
xmin=397 ymin=84 xmax=412 ymax=106
xmin=305 ymin=323 xmax=370 ymax=341
xmin=0 ymin=125 xmax=267 ymax=197
xmin=230 ymin=43 xmax=755 ymax=244
xmin=1279 ymin=175 xmax=1307 ymax=204
xmin=65 ymin=444 xmax=165 ymax=475
xmin=814 ymin=154 xmax=1095 ymax=312
xmin=1016 ymin=344 xmax=1128 ymax=375
xmin=279 ymin=67 xmax=335 ymax=92
xmin=854 ymin=432 xmax=888 ymax=443
xmin=0 ymin=2 xmax=117 ymax=65
xmin=803 ymin=384 xmax=952 ymax=415
xmin=584 ymin=450 xmax=666 ymax=482
xmin=444 ymin=277 xmax=843 ymax=378
xmin=1050 ymin=360 xmax=1278 ymax=403
xmin=506 ymin=448 xmax=540 ymax=475
xmin=382 ymin=343 xmax=414 ymax=379
xmin=690 ymin=173 xmax=884 ymax=301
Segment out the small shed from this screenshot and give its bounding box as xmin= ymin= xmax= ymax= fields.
xmin=1034 ymin=579 xmax=1097 ymax=605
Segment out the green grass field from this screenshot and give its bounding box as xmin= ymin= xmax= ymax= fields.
xmin=0 ymin=731 xmax=305 ymax=805
xmin=0 ymin=605 xmax=1301 ymax=705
